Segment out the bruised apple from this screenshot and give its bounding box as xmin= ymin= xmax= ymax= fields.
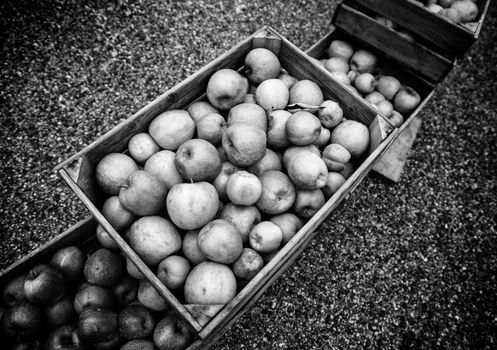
xmin=83 ymin=249 xmax=123 ymax=287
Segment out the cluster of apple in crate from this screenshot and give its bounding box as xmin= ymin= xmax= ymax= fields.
xmin=416 ymin=0 xmax=480 ymax=26
xmin=92 ymin=47 xmax=372 ymax=311
xmin=313 ymin=39 xmax=423 ymax=127
xmin=0 ymin=245 xmax=193 ymax=350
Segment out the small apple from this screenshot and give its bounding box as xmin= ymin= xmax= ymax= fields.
xmin=322 ymin=143 xmax=351 ymax=172
xmin=198 ymin=219 xmax=243 ymax=264
xmin=83 ymin=249 xmax=124 ymax=287
xmin=157 ymin=255 xmax=191 ymax=290
xmin=49 ymin=246 xmax=85 ymax=282
xmin=293 ymin=189 xmax=326 ymax=218
xmin=128 ymin=133 xmax=160 ymax=164
xmin=256 ymin=171 xmax=296 ymax=215
xmin=247 ymin=148 xmax=282 ymax=177
xmin=249 ymin=221 xmax=283 ymax=253
xmin=289 ymin=80 xmax=324 ymax=106
xmin=148 ymin=109 xmax=195 ymax=150
xmin=119 ymin=170 xmax=167 ymax=216
xmin=24 ymin=264 xmax=65 ymax=306
xmin=219 ymin=203 xmax=262 ymax=245
xmin=184 ymin=262 xmax=237 ymax=305
xmin=44 ymin=325 xmax=85 ymax=350
xmin=322 ymin=172 xmax=347 ymax=199
xmin=182 ymin=230 xmax=208 ymax=265
xmin=129 ymin=216 xmax=182 ymax=266
xmin=324 ymin=57 xmax=349 ymax=73
xmin=282 ymin=144 xmax=321 ymax=168
xmin=227 ymin=103 xmax=267 ymax=132
xmin=2 ymin=275 xmax=27 ymax=306
xmin=144 ymin=150 xmax=183 ymax=190
xmin=137 ymin=280 xmax=169 ymax=312
xmin=118 ymin=303 xmax=156 ymax=340
xmin=267 ymin=110 xmax=292 ymax=149
xmin=394 ymin=86 xmax=421 ymax=115
xmin=213 ymin=161 xmax=243 ymax=202
xmin=350 ymin=50 xmax=377 ymax=73
xmin=187 ymin=101 xmax=219 ymax=123
xmin=330 ymin=120 xmax=370 ymax=158
xmin=389 ymin=110 xmax=405 ymax=127
xmin=255 ymin=78 xmax=289 ymax=112
xmin=0 ymin=300 xmax=43 ymax=340
xmin=166 ymin=182 xmax=219 ymax=230
xmin=318 ymin=100 xmax=343 ymax=129
xmin=226 ymin=171 xmax=262 ymax=206
xmin=174 ymin=138 xmax=222 ymax=182
xmin=112 ymin=276 xmax=138 ymax=308
xmin=206 ymin=68 xmax=248 ymax=110
xmin=326 ymin=39 xmax=354 ymax=60
xmin=153 ymin=314 xmax=194 ymax=350
xmin=244 ymin=48 xmax=281 ymax=84
xmin=78 ymin=308 xmax=118 ymax=345
xmin=196 ymin=112 xmax=227 ymax=146
xmin=376 ymin=76 xmax=401 ymax=100
xmin=278 ymin=73 xmax=298 ymax=89
xmin=286 ymin=111 xmax=322 ymax=146
xmin=270 ymin=213 xmax=303 ymax=244
xmin=222 ymin=123 xmax=267 ymax=167
xmin=95 ymin=153 xmax=139 ymax=196
xmin=231 ymin=248 xmax=264 ymax=281
xmin=101 ymin=196 xmax=135 ymax=231
xmin=44 ymin=295 xmax=76 ymax=329
xmin=354 ymin=73 xmax=376 ymax=94
xmin=287 ymin=152 xmax=328 ymax=190
xmin=121 ymin=340 xmax=155 ymax=350
xmin=376 ymin=100 xmax=394 ymax=118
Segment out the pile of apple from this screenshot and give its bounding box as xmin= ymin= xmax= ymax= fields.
xmin=315 ymin=39 xmax=423 ymax=129
xmin=0 ymin=245 xmax=193 ymax=350
xmin=415 ymin=0 xmax=480 ymax=26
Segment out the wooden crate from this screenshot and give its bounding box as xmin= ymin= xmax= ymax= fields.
xmin=55 ymin=26 xmax=401 ymax=348
xmin=350 ymin=0 xmax=491 ymax=58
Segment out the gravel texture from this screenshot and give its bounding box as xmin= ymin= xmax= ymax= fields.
xmin=1 ymin=0 xmax=496 ymax=349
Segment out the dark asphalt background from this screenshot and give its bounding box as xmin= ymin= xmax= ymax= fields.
xmin=1 ymin=1 xmax=496 ymax=349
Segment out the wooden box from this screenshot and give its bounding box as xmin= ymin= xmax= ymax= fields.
xmin=55 ymin=26 xmax=401 ymax=348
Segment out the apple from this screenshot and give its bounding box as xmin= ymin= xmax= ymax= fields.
xmin=244 ymin=48 xmax=281 ymax=84
xmin=318 ymin=100 xmax=343 ymax=129
xmin=44 ymin=325 xmax=85 ymax=350
xmin=350 ymin=50 xmax=377 ymax=73
xmin=187 ymin=101 xmax=219 ymax=123
xmin=256 ymin=170 xmax=296 ymax=215
xmin=118 ymin=303 xmax=155 ymax=340
xmin=24 ymin=264 xmax=65 ymax=306
xmin=44 ymin=295 xmax=76 ymax=329
xmin=326 ymin=39 xmax=354 ymax=60
xmin=452 ymin=0 xmax=478 ymax=21
xmin=322 ymin=143 xmax=351 ymax=171
xmin=95 ymin=153 xmax=139 ymax=196
xmin=219 ymin=203 xmax=261 ymax=245
xmin=389 ymin=110 xmax=405 ymax=127
xmin=340 ymin=162 xmax=355 ymax=179
xmin=196 ymin=112 xmax=226 ymax=146
xmin=126 ymin=258 xmax=145 ymax=280
xmin=394 ymin=86 xmax=421 ymax=115
xmin=287 ymin=152 xmax=328 ymax=190
xmin=206 ymin=68 xmax=248 ymax=110
xmin=137 ymin=280 xmax=169 ymax=312
xmin=95 ymin=225 xmax=121 ymax=251
xmin=49 ymin=246 xmax=85 ymax=283
xmin=255 ymin=78 xmax=289 ymax=112
xmin=376 ymin=76 xmax=401 ymax=100
xmin=322 ymin=172 xmax=347 ymax=199
xmin=184 ymin=262 xmax=237 ymax=304
xmin=227 ymin=102 xmax=267 ymax=131
xmin=0 ymin=300 xmax=43 ymax=340
xmin=231 ymin=248 xmax=264 ymax=281
xmin=427 ymin=3 xmax=443 ymax=13
xmin=440 ymin=8 xmax=462 ymax=22
xmin=249 ymin=221 xmax=283 ymax=253
xmin=293 ymin=189 xmax=326 ymax=218
xmin=278 ymin=73 xmax=298 ymax=89
xmin=270 ymin=213 xmax=303 ymax=244
xmin=157 ymin=255 xmax=191 ymax=290
xmin=286 ymin=111 xmax=322 ymax=146
xmin=330 ymin=71 xmax=351 ymax=86
xmin=143 ymin=150 xmax=183 ymax=190
xmin=244 ymin=93 xmax=257 ymax=104
xmin=282 ymin=144 xmax=321 ymax=168
xmin=222 ymin=123 xmax=267 ymax=167
xmin=198 ymin=219 xmax=243 ymax=264
xmin=129 ymin=216 xmax=182 ymax=266
xmin=213 ymin=161 xmax=243 ymax=202
xmin=376 ymin=100 xmax=394 ymax=118
xmin=182 ymin=230 xmax=208 ymax=265
xmin=174 ymin=138 xmax=222 ymax=182
xmin=289 ymin=80 xmax=324 ymax=106
xmin=365 ymin=91 xmax=386 ymax=105
xmin=101 ymin=196 xmax=135 ymax=231
xmin=121 ymin=340 xmax=155 ymax=350
xmin=247 ymin=148 xmax=282 ymax=177
xmin=354 ymin=73 xmax=376 ymax=94
xmin=148 ymin=110 xmax=195 ymax=150
xmin=324 ymin=57 xmax=349 ymax=73
xmin=153 ymin=314 xmax=194 ymax=350
xmin=166 ymin=182 xmax=219 ymax=230
xmin=112 ymin=276 xmax=138 ymax=308
xmin=226 ymin=171 xmax=262 ymax=206
xmin=78 ymin=308 xmax=118 ymax=345
xmin=128 ymin=133 xmax=160 ymax=164
xmin=2 ymin=275 xmax=27 ymax=306
xmin=83 ymin=249 xmax=123 ymax=287
xmin=330 ymin=120 xmax=370 ymax=158
xmin=267 ymin=109 xmax=292 ymax=149
xmin=119 ymin=170 xmax=167 ymax=216
xmin=314 ymin=127 xmax=331 ymax=147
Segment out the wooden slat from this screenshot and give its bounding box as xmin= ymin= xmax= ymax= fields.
xmin=334 ymin=4 xmax=454 ymax=83
xmin=349 ymin=0 xmax=476 ymax=57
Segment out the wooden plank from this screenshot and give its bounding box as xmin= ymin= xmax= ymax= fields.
xmin=350 ymin=0 xmax=475 ymax=57
xmin=334 ymin=4 xmax=454 ymax=83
